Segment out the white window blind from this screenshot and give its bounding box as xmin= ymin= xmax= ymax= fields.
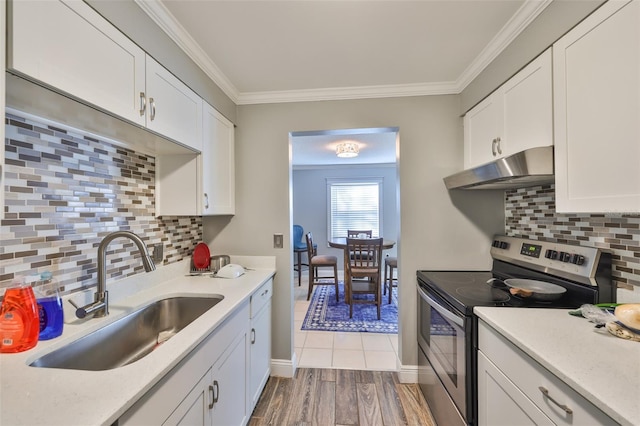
xmin=327 ymin=179 xmax=382 ymax=239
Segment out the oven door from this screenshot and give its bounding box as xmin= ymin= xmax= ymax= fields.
xmin=417 ymin=282 xmax=468 ymax=424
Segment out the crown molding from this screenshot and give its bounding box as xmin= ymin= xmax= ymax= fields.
xmin=134 ymin=0 xmax=240 ymax=103
xmin=136 ymin=0 xmax=551 ymax=105
xmin=236 ymin=81 xmax=459 ymax=105
xmin=455 ymin=0 xmax=553 ymax=91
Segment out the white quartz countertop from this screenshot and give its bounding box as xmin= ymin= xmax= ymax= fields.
xmin=0 ymin=258 xmax=275 ymax=426
xmin=474 ymin=307 xmax=640 ymax=426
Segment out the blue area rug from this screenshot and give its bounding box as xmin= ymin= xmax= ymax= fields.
xmin=301 ymin=281 xmax=398 ymax=334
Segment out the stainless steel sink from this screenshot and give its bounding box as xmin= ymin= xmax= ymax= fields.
xmin=30 ymin=296 xmax=224 ymax=371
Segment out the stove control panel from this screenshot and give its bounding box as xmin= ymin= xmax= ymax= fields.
xmin=491 ymin=235 xmax=603 ymax=286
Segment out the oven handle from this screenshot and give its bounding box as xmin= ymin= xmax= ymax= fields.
xmin=418 ymin=285 xmax=465 ymax=328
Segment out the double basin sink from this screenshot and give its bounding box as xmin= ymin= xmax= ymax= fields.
xmin=30 ymin=296 xmax=223 ymax=371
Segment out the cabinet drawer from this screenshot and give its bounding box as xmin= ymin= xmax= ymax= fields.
xmin=478 ymin=321 xmax=615 ymax=425
xmin=250 ymin=279 xmax=273 ymax=318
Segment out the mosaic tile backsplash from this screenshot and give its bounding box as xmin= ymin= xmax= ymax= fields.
xmin=506 ymin=184 xmax=640 ymax=296
xmin=1 ymin=112 xmax=202 ymax=295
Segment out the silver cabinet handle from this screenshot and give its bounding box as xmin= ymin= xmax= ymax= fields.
xmin=496 ymin=137 xmax=502 ymax=154
xmin=139 ymin=92 xmax=146 ymax=116
xmin=538 ymin=386 xmax=573 ymax=414
xmin=204 ymin=193 xmax=209 ymax=209
xmin=149 ymin=97 xmax=156 ymax=121
xmin=212 ymin=380 xmax=219 ymax=403
xmin=208 ymin=384 xmax=214 ymax=409
xmin=491 ymin=138 xmax=497 ymax=156
xmin=251 ymin=328 xmax=256 ymax=344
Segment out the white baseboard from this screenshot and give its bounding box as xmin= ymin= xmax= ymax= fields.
xmin=397 ymin=363 xmax=418 ymax=383
xmin=270 ymin=354 xmax=297 ymax=378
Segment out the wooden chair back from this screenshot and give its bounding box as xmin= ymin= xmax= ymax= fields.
xmin=305 ymin=232 xmax=316 ymax=260
xmin=346 ymin=237 xmax=383 ymax=277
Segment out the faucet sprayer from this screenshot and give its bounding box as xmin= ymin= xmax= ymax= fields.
xmin=72 ymin=231 xmax=156 ymax=319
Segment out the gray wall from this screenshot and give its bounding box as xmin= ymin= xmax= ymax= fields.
xmin=293 ymin=165 xmax=399 ymax=269
xmin=204 ymin=95 xmax=505 ymax=368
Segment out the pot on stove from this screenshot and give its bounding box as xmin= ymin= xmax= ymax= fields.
xmin=487 ymin=278 xmax=567 ymax=301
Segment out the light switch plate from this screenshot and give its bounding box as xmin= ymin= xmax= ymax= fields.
xmin=274 ymin=233 xmax=283 ymax=249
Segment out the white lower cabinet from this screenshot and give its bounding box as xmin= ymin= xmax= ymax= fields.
xmin=478 ymin=351 xmax=552 ymax=425
xmin=248 ymin=280 xmax=272 ymax=411
xmin=119 ymin=302 xmax=250 ymax=426
xmin=120 ymin=280 xmax=273 ymax=426
xmin=477 ymin=321 xmax=615 ymax=426
xmin=163 ymin=368 xmax=213 ymax=425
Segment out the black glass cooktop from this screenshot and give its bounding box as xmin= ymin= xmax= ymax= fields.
xmin=417 ymin=270 xmax=569 ymax=315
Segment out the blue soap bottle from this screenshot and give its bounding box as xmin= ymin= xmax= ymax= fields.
xmin=34 ymin=272 xmax=64 ymax=340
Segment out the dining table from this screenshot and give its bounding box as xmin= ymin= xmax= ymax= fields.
xmin=328 ymin=237 xmax=396 ymax=303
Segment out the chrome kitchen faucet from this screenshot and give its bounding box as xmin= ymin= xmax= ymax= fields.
xmin=71 ymin=231 xmax=156 ymax=319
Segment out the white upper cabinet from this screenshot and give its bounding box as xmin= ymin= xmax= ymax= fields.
xmin=1 ymin=0 xmax=5 ymax=221
xmin=8 ymin=0 xmax=146 ymax=127
xmin=202 ymin=103 xmax=235 ymax=215
xmin=145 ymin=56 xmax=203 ymax=151
xmin=464 ymin=49 xmax=552 ymax=169
xmin=553 ymin=0 xmax=640 ymax=213
xmin=8 ymin=0 xmax=202 ymax=152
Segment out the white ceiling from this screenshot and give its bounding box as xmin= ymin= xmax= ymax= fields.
xmin=137 ymin=0 xmax=550 ymax=165
xmin=291 ymin=128 xmax=398 ymax=167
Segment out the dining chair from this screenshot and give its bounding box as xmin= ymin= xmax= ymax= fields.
xmin=345 ymin=237 xmax=384 ymax=319
xmin=347 ymin=230 xmax=374 ymax=263
xmin=383 ymin=256 xmax=398 ymax=304
xmin=305 ymin=232 xmax=339 ymax=301
xmin=293 ymin=225 xmax=315 ymax=286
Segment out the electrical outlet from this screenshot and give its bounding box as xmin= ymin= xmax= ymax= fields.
xmin=152 ymin=244 xmax=164 ymax=262
xmin=274 ymin=233 xmax=284 ymax=249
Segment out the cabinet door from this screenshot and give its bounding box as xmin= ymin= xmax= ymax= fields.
xmin=477 ymin=351 xmax=553 ymax=426
xmin=502 ymin=49 xmax=552 ymax=156
xmin=463 ymin=93 xmax=503 ymax=168
xmin=202 ymin=103 xmax=236 ymax=215
xmin=249 ymin=301 xmax=271 ymax=409
xmin=163 ymin=369 xmax=212 ymax=426
xmin=146 ymin=56 xmax=203 ymax=151
xmin=8 ymin=0 xmax=146 ymax=126
xmin=554 ymin=0 xmax=640 ymax=212
xmin=211 ymin=333 xmax=248 ymax=425
xmin=0 ymin=0 xmax=5 ymax=221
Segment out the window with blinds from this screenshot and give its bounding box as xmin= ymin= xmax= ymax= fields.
xmin=327 ymin=178 xmax=382 ymax=239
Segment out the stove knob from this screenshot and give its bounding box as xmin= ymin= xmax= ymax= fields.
xmin=570 ymin=254 xmax=585 ymax=265
xmin=492 ymin=240 xmax=500 ymax=248
xmin=499 ymin=241 xmax=509 ymax=250
xmin=559 ymin=252 xmax=571 ymax=262
xmin=545 ymin=249 xmax=558 ymax=260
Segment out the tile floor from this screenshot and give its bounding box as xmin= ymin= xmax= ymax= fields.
xmin=293 ymin=272 xmax=398 ymax=371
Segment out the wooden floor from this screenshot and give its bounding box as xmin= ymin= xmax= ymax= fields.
xmin=249 ymin=368 xmax=436 ymax=426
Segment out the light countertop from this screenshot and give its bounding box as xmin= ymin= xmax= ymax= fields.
xmin=475 ymin=307 xmax=640 ymax=426
xmin=0 ymin=257 xmax=276 ymax=426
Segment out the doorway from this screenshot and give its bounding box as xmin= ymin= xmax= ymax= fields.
xmin=290 ymin=127 xmax=400 ymax=371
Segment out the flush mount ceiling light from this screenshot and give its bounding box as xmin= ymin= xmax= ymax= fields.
xmin=336 ymin=142 xmax=359 ymax=158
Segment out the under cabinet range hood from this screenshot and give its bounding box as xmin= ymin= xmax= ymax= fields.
xmin=443 ymin=146 xmax=555 ymax=190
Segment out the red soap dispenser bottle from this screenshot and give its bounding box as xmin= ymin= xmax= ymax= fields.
xmin=0 ymin=279 xmax=40 ymax=353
